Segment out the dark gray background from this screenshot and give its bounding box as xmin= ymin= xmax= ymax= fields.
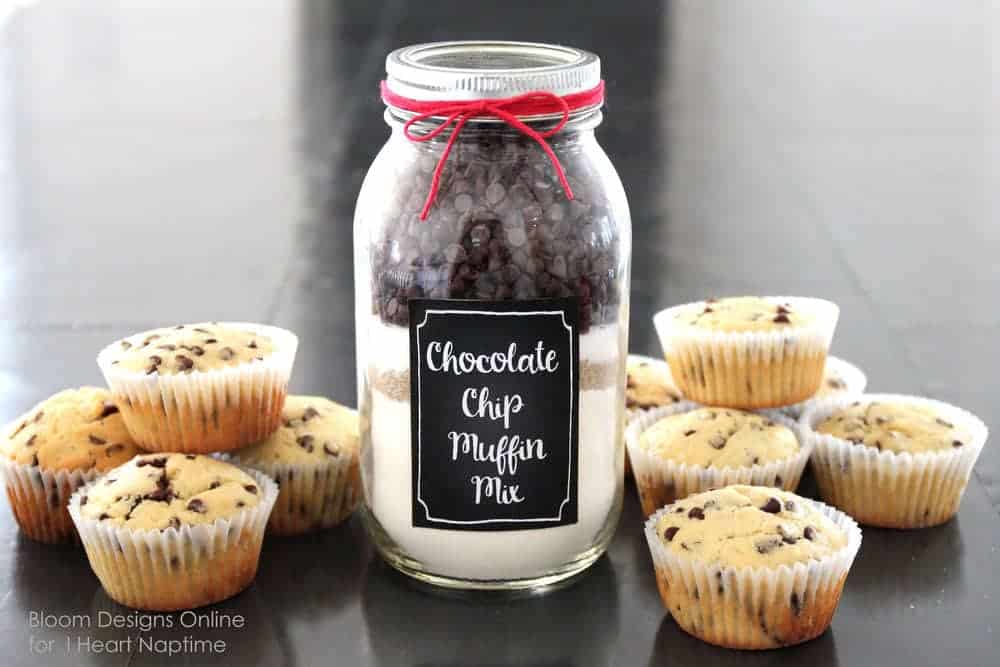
xmin=0 ymin=1 xmax=997 ymax=666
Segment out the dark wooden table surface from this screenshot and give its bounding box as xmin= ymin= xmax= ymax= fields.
xmin=1 ymin=1 xmax=997 ymax=665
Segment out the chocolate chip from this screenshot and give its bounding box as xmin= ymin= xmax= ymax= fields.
xmin=236 ymin=501 xmax=246 ymax=508
xmin=663 ymin=526 xmax=679 ymax=542
xmin=33 ymin=411 xmax=44 ymax=423
xmin=185 ymin=454 xmax=196 ymax=460
xmin=683 ymin=429 xmax=696 ymax=437
xmin=120 ymin=340 xmax=132 ymax=350
xmin=10 ymin=421 xmax=26 ymax=437
xmin=204 ymin=338 xmax=218 ymax=344
xmin=218 ymin=347 xmax=235 ymax=361
xmin=97 ymin=402 xmax=120 ymax=420
xmin=193 ymin=327 xmax=211 ymax=334
xmin=175 ymin=355 xmax=194 ymax=372
xmin=761 ymin=498 xmax=782 ymax=514
xmin=190 ymin=346 xmax=205 ymax=357
xmin=708 ymin=434 xmax=726 ymax=449
xmin=935 ymin=417 xmax=954 ymax=428
xmin=186 ymin=498 xmax=207 ymax=513
xmin=146 ymin=355 xmax=162 ymax=374
xmin=952 ymin=440 xmax=963 ymax=447
xmin=803 ymin=526 xmax=817 ymax=541
xmin=142 ymin=334 xmax=161 ymax=346
xmin=297 ymin=434 xmax=315 ymax=452
xmin=323 ymin=443 xmax=340 ymax=457
xmin=157 ymin=344 xmax=177 ymax=351
xmin=776 ymin=304 xmax=791 ymax=315
xmin=137 ymin=457 xmax=167 ymax=468
xmin=209 ymin=481 xmax=220 ymax=490
xmin=88 ymin=434 xmax=106 ymax=445
xmin=80 ymin=495 xmax=88 ymax=506
xmin=755 ymin=538 xmax=781 ymax=555
xmin=302 ymin=406 xmax=320 ymax=421
xmin=244 ymin=484 xmax=257 ymax=494
xmin=99 ymin=513 xmax=110 ymax=521
xmin=25 ymin=434 xmax=37 ymax=447
xmin=773 ymin=313 xmax=791 ymax=324
xmin=247 ymin=340 xmax=258 ymax=349
xmin=688 ymin=507 xmax=705 ymax=520
xmin=167 ymin=516 xmax=181 ymax=530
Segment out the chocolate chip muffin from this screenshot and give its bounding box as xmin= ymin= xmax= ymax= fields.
xmin=626 ymin=404 xmax=809 ymax=516
xmin=644 ymin=485 xmax=861 ymax=650
xmin=0 ymin=387 xmax=140 ymax=543
xmin=96 ymin=322 xmax=298 ymax=453
xmin=68 ymin=453 xmax=277 ymax=611
xmin=653 ymin=297 xmax=839 ymax=409
xmin=801 ymin=394 xmax=988 ymax=528
xmin=228 ymin=396 xmax=360 ymax=535
xmin=781 ymin=356 xmax=867 ymax=418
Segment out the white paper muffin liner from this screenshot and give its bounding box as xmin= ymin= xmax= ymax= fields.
xmin=0 ymin=459 xmax=99 ymax=543
xmin=652 ymin=297 xmax=839 ymax=409
xmin=67 ymin=467 xmax=278 ymax=611
xmin=626 ymin=402 xmax=812 ymax=516
xmin=223 ymin=451 xmax=360 ymax=536
xmin=781 ymin=356 xmax=867 ymax=419
xmin=799 ymin=393 xmax=988 ymax=529
xmin=644 ymin=494 xmax=862 ymax=649
xmin=96 ymin=323 xmax=298 ymax=453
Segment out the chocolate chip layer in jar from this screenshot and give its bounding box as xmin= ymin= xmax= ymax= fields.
xmin=354 ymin=42 xmax=631 ymax=590
xmin=96 ymin=323 xmax=298 ymax=453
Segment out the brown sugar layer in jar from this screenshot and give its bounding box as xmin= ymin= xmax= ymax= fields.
xmin=369 ymin=133 xmax=621 ymax=333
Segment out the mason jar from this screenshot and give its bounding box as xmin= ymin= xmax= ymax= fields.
xmin=354 ymin=41 xmax=631 ymax=590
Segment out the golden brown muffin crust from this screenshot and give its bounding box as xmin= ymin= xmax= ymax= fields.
xmin=108 ymin=323 xmax=275 ymax=375
xmin=654 ymin=486 xmax=846 ymax=568
xmin=80 ymin=453 xmax=261 ymax=530
xmin=1 ymin=387 xmax=140 ymax=472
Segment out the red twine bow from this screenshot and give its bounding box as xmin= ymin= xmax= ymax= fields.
xmin=380 ymin=80 xmax=605 ymax=220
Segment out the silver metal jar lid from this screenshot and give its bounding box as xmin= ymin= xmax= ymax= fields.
xmin=384 ymin=41 xmax=601 ymax=101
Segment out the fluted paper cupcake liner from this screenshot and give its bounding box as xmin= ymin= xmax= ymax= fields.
xmin=67 ymin=468 xmax=278 ymax=611
xmin=97 ymin=323 xmax=298 ymax=453
xmin=626 ymin=402 xmax=812 ymax=516
xmin=223 ymin=451 xmax=361 ymax=536
xmin=0 ymin=460 xmax=99 ymax=543
xmin=781 ymin=356 xmax=867 ymax=419
xmin=653 ymin=297 xmax=839 ymax=409
xmin=644 ymin=496 xmax=862 ymax=650
xmin=800 ymin=394 xmax=988 ymax=528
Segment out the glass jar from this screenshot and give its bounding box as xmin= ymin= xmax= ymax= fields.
xmin=354 ymin=41 xmax=631 ymax=590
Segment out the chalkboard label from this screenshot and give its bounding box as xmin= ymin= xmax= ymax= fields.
xmin=409 ymin=298 xmax=580 ymax=531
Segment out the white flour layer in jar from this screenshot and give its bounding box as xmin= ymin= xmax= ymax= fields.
xmin=365 ymin=319 xmax=622 ymax=581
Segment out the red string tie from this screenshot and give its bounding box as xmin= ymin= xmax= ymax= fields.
xmin=381 ymin=81 xmax=605 ymax=220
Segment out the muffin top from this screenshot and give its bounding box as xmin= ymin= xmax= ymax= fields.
xmin=79 ymin=453 xmax=262 ymax=530
xmin=1 ymin=387 xmax=140 ymax=472
xmin=653 ymin=486 xmax=847 ymax=568
xmin=816 ymin=400 xmax=971 ymax=454
xmin=235 ymin=396 xmax=359 ymax=466
xmin=672 ymin=297 xmax=812 ymax=332
xmin=638 ymin=408 xmax=798 ymax=468
xmin=626 ymin=358 xmax=682 ymax=411
xmin=106 ymin=323 xmax=275 ymax=375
